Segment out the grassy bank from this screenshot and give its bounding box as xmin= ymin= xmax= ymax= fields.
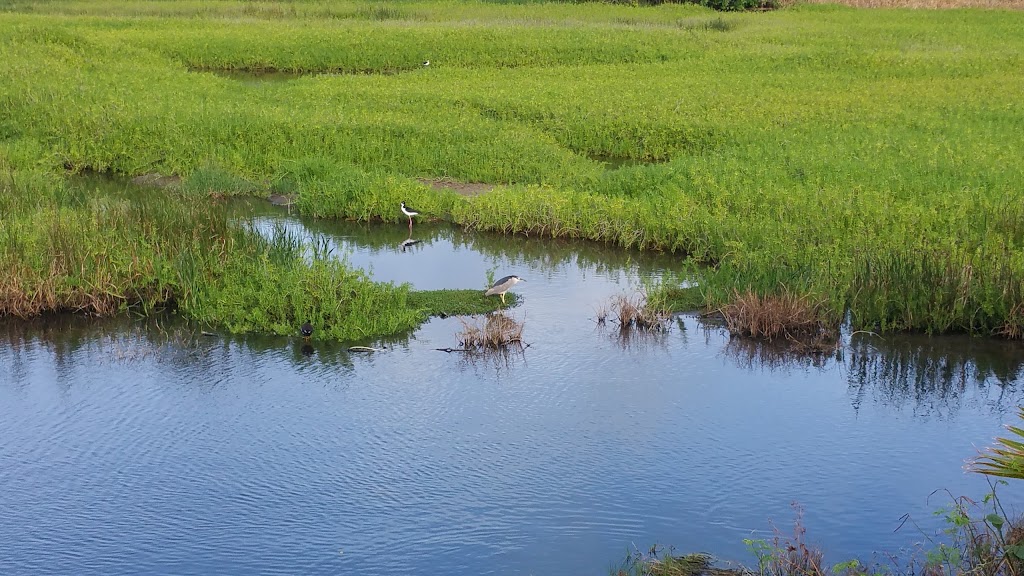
xmin=1 ymin=1 xmax=1022 ymax=336
xmin=0 ymin=144 xmax=508 ymax=339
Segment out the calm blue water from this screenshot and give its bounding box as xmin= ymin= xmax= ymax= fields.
xmin=2 ymin=210 xmax=1024 ymax=576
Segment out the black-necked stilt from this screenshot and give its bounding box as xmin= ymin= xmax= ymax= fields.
xmin=400 ymin=201 xmax=420 ymax=228
xmin=484 ymin=275 xmax=525 ymax=305
xmin=300 ymin=321 xmax=313 ymax=341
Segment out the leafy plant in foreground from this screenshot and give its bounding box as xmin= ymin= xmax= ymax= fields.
xmin=972 ymin=408 xmax=1024 ymax=481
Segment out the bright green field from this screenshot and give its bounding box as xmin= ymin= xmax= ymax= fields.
xmin=1 ymin=0 xmax=1023 ymax=335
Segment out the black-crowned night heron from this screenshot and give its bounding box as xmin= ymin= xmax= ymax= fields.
xmin=300 ymin=321 xmax=313 ymax=341
xmin=485 ymin=275 xmax=525 ymax=304
xmin=400 ymin=201 xmax=420 ymax=228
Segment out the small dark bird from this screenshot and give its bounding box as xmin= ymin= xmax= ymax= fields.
xmin=400 ymin=201 xmax=420 ymax=228
xmin=485 ymin=275 xmax=525 ymax=305
xmin=300 ymin=322 xmax=313 ymax=341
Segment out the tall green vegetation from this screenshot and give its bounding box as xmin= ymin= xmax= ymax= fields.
xmin=0 ymin=142 xmax=505 ymax=339
xmin=1 ymin=1 xmax=1022 ymax=336
xmin=0 ymin=149 xmax=225 ymax=317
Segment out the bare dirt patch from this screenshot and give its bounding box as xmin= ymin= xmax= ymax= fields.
xmin=416 ymin=177 xmax=496 ymax=197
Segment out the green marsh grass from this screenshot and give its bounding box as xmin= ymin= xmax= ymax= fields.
xmin=0 ymin=156 xmax=508 ymax=337
xmin=1 ymin=2 xmax=1023 ymax=335
xmin=407 ymin=288 xmax=520 ymax=317
xmin=180 ymin=227 xmax=426 ymax=340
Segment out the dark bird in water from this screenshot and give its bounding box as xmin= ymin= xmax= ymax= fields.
xmin=485 ymin=275 xmax=525 ymax=305
xmin=301 ymin=322 xmax=313 ymax=341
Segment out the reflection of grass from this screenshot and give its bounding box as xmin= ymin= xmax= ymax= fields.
xmin=721 ymin=336 xmax=836 ymax=372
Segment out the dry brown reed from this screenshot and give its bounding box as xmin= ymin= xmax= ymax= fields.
xmin=610 ymin=292 xmax=670 ymax=332
xmin=720 ymin=290 xmax=839 ymax=352
xmin=0 ymin=270 xmax=125 ymax=317
xmin=457 ymin=312 xmax=524 ymax=349
xmin=755 ymin=504 xmax=828 ymax=576
xmin=996 ymin=303 xmax=1024 ymax=340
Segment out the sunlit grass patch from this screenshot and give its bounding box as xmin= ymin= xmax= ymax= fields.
xmin=407 ymin=288 xmax=516 ymax=317
xmin=181 ymin=162 xmax=262 ymax=198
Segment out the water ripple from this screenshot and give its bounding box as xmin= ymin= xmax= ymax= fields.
xmin=2 ymin=220 xmax=1024 ymax=575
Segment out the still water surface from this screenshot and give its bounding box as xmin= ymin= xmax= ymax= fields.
xmin=2 ymin=203 xmax=1024 ymax=575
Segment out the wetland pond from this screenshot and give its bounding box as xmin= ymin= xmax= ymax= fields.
xmin=3 ymin=197 xmax=1024 ymax=575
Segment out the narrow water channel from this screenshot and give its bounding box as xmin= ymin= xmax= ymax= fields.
xmin=2 ymin=195 xmax=1023 ymax=576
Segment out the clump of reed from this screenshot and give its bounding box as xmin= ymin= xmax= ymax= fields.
xmin=744 ymin=504 xmax=829 ymax=576
xmin=606 ymin=292 xmax=671 ymax=332
xmin=997 ymin=303 xmax=1024 ymax=340
xmin=614 ymin=548 xmax=723 ymax=576
xmin=719 ymin=290 xmax=839 ymax=352
xmin=457 ymin=312 xmax=524 ymax=349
